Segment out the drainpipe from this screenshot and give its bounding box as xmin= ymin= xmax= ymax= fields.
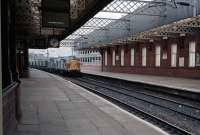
xmin=193 ymin=0 xmax=197 ymax=17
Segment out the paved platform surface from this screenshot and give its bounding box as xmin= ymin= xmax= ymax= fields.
xmin=82 ymin=70 xmax=200 ymax=93
xmin=16 ymin=69 xmax=168 ymax=135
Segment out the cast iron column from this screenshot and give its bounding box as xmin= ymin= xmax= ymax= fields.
xmin=2 ymin=0 xmax=12 ymax=89
xmin=9 ymin=2 xmax=19 ymax=82
xmin=99 ymin=48 xmax=104 ymax=72
xmin=23 ymin=40 xmax=29 ymax=71
xmin=0 ymin=0 xmax=3 ymax=133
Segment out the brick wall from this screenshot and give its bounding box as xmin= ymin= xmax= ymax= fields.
xmin=102 ymin=36 xmax=200 ymax=79
xmin=81 ymin=64 xmax=101 ymax=72
xmin=3 ymin=83 xmax=19 ymax=135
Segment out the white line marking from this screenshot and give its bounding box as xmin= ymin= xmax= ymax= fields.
xmin=67 ymin=80 xmax=170 ymax=135
xmin=47 ymin=73 xmax=169 ymax=135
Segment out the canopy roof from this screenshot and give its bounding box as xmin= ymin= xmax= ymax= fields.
xmin=60 ymin=0 xmax=199 ymax=48
xmin=15 ymin=0 xmax=112 ymax=46
xmin=110 ymin=15 xmax=200 ymax=46
xmin=62 ymin=0 xmax=154 ymax=46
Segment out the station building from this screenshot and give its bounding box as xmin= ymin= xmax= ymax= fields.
xmin=76 ymin=49 xmax=102 ymax=71
xmin=1 ymin=0 xmax=200 ymax=135
xmin=70 ymin=0 xmax=200 ymax=78
xmin=101 ymin=22 xmax=200 ymax=78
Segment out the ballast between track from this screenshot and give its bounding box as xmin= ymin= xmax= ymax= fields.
xmin=68 ymin=77 xmax=193 ymax=135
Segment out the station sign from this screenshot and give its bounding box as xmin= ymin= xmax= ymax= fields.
xmin=42 ymin=0 xmax=70 ymax=28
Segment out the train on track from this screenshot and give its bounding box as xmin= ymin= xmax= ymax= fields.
xmin=30 ymin=56 xmax=81 ymax=76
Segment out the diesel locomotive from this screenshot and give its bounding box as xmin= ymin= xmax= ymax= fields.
xmin=30 ymin=56 xmax=81 ymax=75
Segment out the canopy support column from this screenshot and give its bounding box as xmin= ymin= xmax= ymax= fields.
xmin=0 ymin=0 xmax=3 ymax=134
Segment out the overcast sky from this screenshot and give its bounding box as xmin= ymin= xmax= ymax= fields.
xmin=29 ymin=47 xmax=73 ymax=57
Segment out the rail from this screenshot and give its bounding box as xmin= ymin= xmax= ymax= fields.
xmin=68 ymin=76 xmax=199 ymax=135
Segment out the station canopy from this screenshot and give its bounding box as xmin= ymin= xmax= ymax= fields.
xmin=15 ymin=0 xmax=113 ymax=48
xmin=60 ymin=0 xmax=200 ymax=48
xmin=113 ymin=15 xmax=200 ymax=46
xmin=61 ymin=0 xmax=152 ymax=47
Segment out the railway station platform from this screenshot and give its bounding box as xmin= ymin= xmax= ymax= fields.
xmin=81 ymin=70 xmax=200 ymax=93
xmin=16 ymin=69 xmax=168 ymax=135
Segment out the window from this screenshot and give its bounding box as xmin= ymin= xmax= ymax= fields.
xmin=112 ymin=50 xmax=115 ymax=66
xmin=171 ymin=44 xmax=177 ymax=67
xmin=142 ymin=47 xmax=147 ymax=67
xmin=105 ymin=50 xmax=107 ymax=66
xmin=121 ymin=49 xmax=124 ymax=66
xmin=189 ymin=42 xmax=196 ymax=67
xmin=155 ymin=46 xmax=161 ymax=67
xmin=131 ymin=48 xmax=135 ymax=66
xmin=196 ymin=52 xmax=200 ymax=66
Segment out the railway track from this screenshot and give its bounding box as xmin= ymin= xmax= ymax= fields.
xmin=82 ymin=77 xmax=200 ymax=118
xmin=67 ymin=76 xmax=200 ymax=135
